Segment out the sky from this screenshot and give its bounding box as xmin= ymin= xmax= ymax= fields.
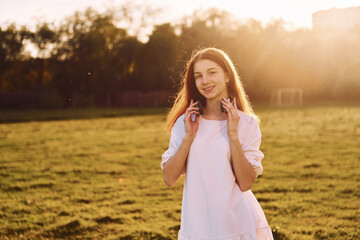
xmin=0 ymin=0 xmax=359 ymax=30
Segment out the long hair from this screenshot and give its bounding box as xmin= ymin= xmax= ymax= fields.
xmin=166 ymin=47 xmax=259 ymax=133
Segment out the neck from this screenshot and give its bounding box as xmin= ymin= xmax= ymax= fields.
xmin=204 ymin=94 xmax=228 ymax=119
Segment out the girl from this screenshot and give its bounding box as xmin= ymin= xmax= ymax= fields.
xmin=161 ymin=48 xmax=273 ymax=240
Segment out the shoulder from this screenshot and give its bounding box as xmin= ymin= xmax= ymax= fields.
xmin=237 ymin=110 xmax=256 ymax=124
xmin=237 ymin=109 xmax=261 ymax=136
xmin=172 ymin=114 xmax=186 ymax=132
xmin=174 ymin=114 xmax=185 ymax=125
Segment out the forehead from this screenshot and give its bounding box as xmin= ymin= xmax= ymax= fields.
xmin=193 ymin=59 xmax=222 ymax=73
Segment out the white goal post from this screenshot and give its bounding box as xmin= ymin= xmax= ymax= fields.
xmin=270 ymin=88 xmax=303 ymax=106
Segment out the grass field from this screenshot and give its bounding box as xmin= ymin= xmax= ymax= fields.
xmin=0 ymin=105 xmax=359 ymax=239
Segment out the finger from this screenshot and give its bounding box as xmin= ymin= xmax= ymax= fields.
xmin=229 ymin=107 xmax=238 ymax=118
xmin=185 ymin=110 xmax=200 ymax=120
xmin=223 ymin=98 xmax=236 ymax=114
xmin=222 ymin=104 xmax=231 ymax=116
xmin=185 ymin=114 xmax=193 ymax=123
xmin=231 ymin=97 xmax=239 ymax=117
xmin=185 ymin=109 xmax=199 ymax=117
xmin=186 ymin=109 xmax=199 ymax=116
xmin=221 ymin=99 xmax=230 ymax=114
xmin=189 ymin=110 xmax=199 ymax=115
xmin=222 ymin=98 xmax=233 ymax=109
xmin=222 ymin=97 xmax=231 ymax=104
xmin=184 ymin=112 xmax=190 ymax=120
xmin=191 ymin=101 xmax=198 ymax=106
xmin=187 ymin=110 xmax=199 ymax=116
xmin=186 ymin=105 xmax=199 ymax=112
xmin=185 ymin=109 xmax=192 ymax=118
xmin=228 ymin=100 xmax=238 ymax=117
xmin=223 ymin=104 xmax=237 ymax=118
xmin=226 ymin=98 xmax=237 ymax=114
xmin=188 ymin=106 xmax=200 ymax=112
xmin=188 ymin=110 xmax=200 ymax=115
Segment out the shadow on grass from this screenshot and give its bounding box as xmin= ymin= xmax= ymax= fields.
xmin=95 ymin=216 xmax=124 ymax=224
xmin=119 ymin=231 xmax=172 ymax=240
xmin=118 ymin=228 xmax=288 ymax=240
xmin=0 ymin=107 xmax=167 ymax=124
xmin=272 ymin=228 xmax=289 ymax=240
xmin=41 ymin=220 xmax=95 ymax=239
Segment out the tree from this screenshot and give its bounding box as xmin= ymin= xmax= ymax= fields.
xmin=51 ymin=7 xmax=143 ymax=106
xmin=134 ymin=23 xmax=179 ymax=91
xmin=29 ymin=23 xmax=57 ymax=91
xmin=0 ymin=24 xmax=30 ymax=91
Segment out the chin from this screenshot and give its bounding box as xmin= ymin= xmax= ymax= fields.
xmin=204 ymin=94 xmax=219 ymax=101
xmin=201 ymin=92 xmax=214 ymax=99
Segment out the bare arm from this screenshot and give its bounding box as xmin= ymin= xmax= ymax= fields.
xmin=228 ymin=134 xmax=256 ymax=192
xmin=162 ymin=100 xmax=200 ymax=187
xmin=221 ymin=97 xmax=257 ymax=192
xmin=163 ymin=135 xmax=194 ymax=187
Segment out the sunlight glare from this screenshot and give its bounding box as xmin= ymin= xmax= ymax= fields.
xmin=188 ymin=0 xmax=360 ymax=29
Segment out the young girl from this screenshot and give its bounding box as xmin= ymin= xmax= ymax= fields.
xmin=161 ymin=48 xmax=273 ymax=240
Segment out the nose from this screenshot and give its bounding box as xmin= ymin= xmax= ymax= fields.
xmin=201 ymin=74 xmax=210 ymax=85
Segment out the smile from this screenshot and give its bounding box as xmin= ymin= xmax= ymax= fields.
xmin=203 ymin=86 xmax=215 ymax=92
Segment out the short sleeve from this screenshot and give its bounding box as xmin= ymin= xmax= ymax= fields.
xmin=161 ymin=115 xmax=186 ymax=175
xmin=241 ymin=116 xmax=264 ymax=177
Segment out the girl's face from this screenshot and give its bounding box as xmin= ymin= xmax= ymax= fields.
xmin=193 ymin=59 xmax=229 ymax=101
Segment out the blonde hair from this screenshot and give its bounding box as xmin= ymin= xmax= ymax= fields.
xmin=166 ymin=47 xmax=259 ymax=133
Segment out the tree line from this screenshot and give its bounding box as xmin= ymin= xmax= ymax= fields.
xmin=1 ymin=7 xmax=359 ymax=108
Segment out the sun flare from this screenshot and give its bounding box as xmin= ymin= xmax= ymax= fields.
xmin=184 ymin=0 xmax=360 ymax=29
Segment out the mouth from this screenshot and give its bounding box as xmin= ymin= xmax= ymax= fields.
xmin=203 ymin=86 xmax=215 ymax=92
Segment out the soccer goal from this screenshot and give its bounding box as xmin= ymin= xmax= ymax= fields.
xmin=270 ymin=88 xmax=303 ymax=107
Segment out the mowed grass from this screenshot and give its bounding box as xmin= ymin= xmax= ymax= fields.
xmin=0 ymin=105 xmax=359 ymax=239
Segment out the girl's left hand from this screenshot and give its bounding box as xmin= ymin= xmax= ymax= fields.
xmin=221 ymin=97 xmax=240 ymax=138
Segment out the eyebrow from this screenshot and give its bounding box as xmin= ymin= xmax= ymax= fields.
xmin=194 ymin=67 xmax=218 ymax=74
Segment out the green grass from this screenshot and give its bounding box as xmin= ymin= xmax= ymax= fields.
xmin=0 ymin=107 xmax=168 ymax=123
xmin=0 ymin=105 xmax=359 ymax=239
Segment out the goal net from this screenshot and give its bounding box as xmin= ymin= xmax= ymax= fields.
xmin=270 ymin=88 xmax=303 ymax=106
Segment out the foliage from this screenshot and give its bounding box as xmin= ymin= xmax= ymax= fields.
xmin=0 ymin=6 xmax=360 ymax=108
xmin=135 ymin=23 xmax=180 ymax=91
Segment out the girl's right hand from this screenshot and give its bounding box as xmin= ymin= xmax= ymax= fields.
xmin=183 ymin=99 xmax=200 ymax=140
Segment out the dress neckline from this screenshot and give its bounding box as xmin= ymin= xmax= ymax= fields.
xmin=200 ymin=115 xmax=227 ymax=122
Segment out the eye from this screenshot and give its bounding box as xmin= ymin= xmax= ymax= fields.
xmin=194 ymin=75 xmax=202 ymax=79
xmin=209 ymin=71 xmax=216 ymax=75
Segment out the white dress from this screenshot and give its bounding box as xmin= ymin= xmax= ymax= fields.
xmin=161 ymin=110 xmax=274 ymax=240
